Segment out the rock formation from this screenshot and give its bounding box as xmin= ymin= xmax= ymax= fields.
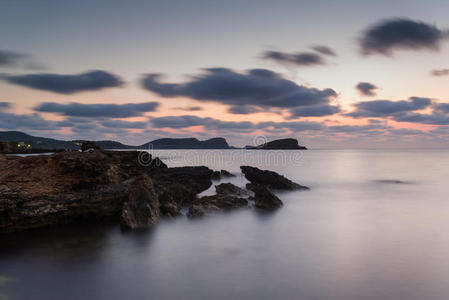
xmin=241 ymin=166 xmax=309 ymax=190
xmin=188 ymin=183 xmax=249 ymax=218
xmin=120 ymin=174 xmax=160 ymax=229
xmin=211 ymin=169 xmax=236 ymax=180
xmin=248 ymin=184 xmax=283 ymax=210
xmin=0 ymin=150 xmax=213 ymax=233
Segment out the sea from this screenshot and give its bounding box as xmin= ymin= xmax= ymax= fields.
xmin=1 ymin=149 xmax=449 ymax=300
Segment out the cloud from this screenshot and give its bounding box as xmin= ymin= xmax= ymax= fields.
xmin=356 ymin=82 xmax=378 ymax=96
xmin=174 ymin=106 xmax=203 ymax=111
xmin=142 ymin=68 xmax=337 ymax=113
xmin=100 ymin=120 xmax=148 ymax=129
xmin=359 ymin=18 xmax=449 ymax=56
xmin=2 ymin=70 xmax=124 ymax=94
xmin=310 ymin=45 xmax=337 ymax=56
xmin=389 ymin=128 xmax=423 ymax=135
xmin=0 ymin=111 xmax=62 ymax=131
xmin=393 ymin=111 xmax=449 ymax=125
xmin=0 ymin=50 xmax=45 ymax=70
xmin=347 ymin=97 xmax=432 ymax=118
xmin=262 ymin=51 xmax=326 ymax=66
xmin=151 ymin=115 xmax=255 ymax=131
xmin=34 ymin=101 xmax=159 ymax=118
xmin=150 ymin=115 xmax=325 ymax=133
xmin=0 ymin=102 xmax=11 ymax=110
xmin=430 ymin=69 xmax=449 ymax=77
xmin=0 ymin=50 xmax=28 ymax=66
xmin=288 ymin=105 xmax=340 ymax=118
xmin=228 ymin=105 xmax=263 ymax=114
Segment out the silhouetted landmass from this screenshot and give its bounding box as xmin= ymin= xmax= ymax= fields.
xmin=247 ymin=138 xmax=307 ymax=150
xmin=0 ymin=131 xmax=232 ymax=152
xmin=141 ymin=137 xmax=229 ymax=149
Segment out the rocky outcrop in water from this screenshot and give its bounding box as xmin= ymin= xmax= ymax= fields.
xmin=0 ymin=151 xmax=213 ymax=233
xmin=211 ymin=169 xmax=236 ymax=180
xmin=0 ymin=150 xmax=310 ymax=233
xmin=120 ymin=174 xmax=160 ymax=229
xmin=241 ymin=166 xmax=309 ymax=190
xmin=248 ymin=184 xmax=283 ymax=210
xmin=188 ymin=183 xmax=249 ymax=218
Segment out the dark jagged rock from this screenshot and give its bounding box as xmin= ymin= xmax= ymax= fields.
xmin=152 ymin=166 xmax=213 ymax=194
xmin=249 ymin=138 xmax=307 ymax=150
xmin=188 ymin=183 xmax=249 ymax=217
xmin=188 ymin=195 xmax=248 ymax=218
xmin=0 ymin=151 xmax=149 ymax=233
xmin=248 ymin=184 xmax=283 ymax=210
xmin=241 ymin=166 xmax=309 ymax=190
xmin=81 ymin=141 xmax=100 ymax=152
xmin=120 ymin=174 xmax=160 ymax=229
xmin=152 ymin=166 xmax=214 ymax=217
xmin=156 ymin=183 xmax=197 ymax=217
xmin=211 ymin=169 xmax=236 ymax=180
xmin=215 ymin=183 xmax=249 ymax=196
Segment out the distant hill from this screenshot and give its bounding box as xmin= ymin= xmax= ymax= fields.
xmin=0 ymin=131 xmax=76 ymax=150
xmin=140 ymin=137 xmax=230 ymax=149
xmin=0 ymin=131 xmax=232 ymax=151
xmin=248 ymin=138 xmax=307 ymax=150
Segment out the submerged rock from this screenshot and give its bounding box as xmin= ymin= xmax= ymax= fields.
xmin=248 ymin=184 xmax=283 ymax=210
xmin=120 ymin=174 xmax=160 ymax=229
xmin=241 ymin=166 xmax=309 ymax=190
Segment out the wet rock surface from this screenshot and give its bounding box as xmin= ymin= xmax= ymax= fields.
xmin=120 ymin=174 xmax=160 ymax=229
xmin=211 ymin=169 xmax=236 ymax=180
xmin=248 ymin=184 xmax=283 ymax=210
xmin=241 ymin=166 xmax=309 ymax=190
xmin=188 ymin=183 xmax=249 ymax=218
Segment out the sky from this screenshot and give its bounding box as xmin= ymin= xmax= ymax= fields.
xmin=1 ymin=0 xmax=449 ymax=148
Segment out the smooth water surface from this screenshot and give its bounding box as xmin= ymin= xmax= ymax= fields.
xmin=1 ymin=150 xmax=449 ymax=300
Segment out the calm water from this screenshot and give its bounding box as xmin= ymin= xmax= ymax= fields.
xmin=2 ymin=149 xmax=449 ymax=300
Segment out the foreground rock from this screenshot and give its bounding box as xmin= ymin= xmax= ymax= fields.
xmin=241 ymin=166 xmax=309 ymax=190
xmin=0 ymin=151 xmax=214 ymax=233
xmin=120 ymin=174 xmax=160 ymax=229
xmin=188 ymin=183 xmax=248 ymax=217
xmin=248 ymin=184 xmax=283 ymax=210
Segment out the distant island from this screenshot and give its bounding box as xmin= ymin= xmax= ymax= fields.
xmin=0 ymin=131 xmax=307 ymax=153
xmin=246 ymin=138 xmax=307 ymax=150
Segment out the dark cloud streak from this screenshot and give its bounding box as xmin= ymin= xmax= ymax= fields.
xmin=34 ymin=101 xmax=159 ymax=118
xmin=2 ymin=70 xmax=124 ymax=94
xmin=360 ymin=18 xmax=448 ymax=56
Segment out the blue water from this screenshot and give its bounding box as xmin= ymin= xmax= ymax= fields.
xmin=1 ymin=149 xmax=449 ymax=300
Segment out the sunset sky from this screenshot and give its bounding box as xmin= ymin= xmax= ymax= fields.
xmin=1 ymin=0 xmax=449 ymax=148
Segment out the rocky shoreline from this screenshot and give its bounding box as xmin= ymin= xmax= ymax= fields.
xmin=0 ymin=148 xmax=309 ymax=233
